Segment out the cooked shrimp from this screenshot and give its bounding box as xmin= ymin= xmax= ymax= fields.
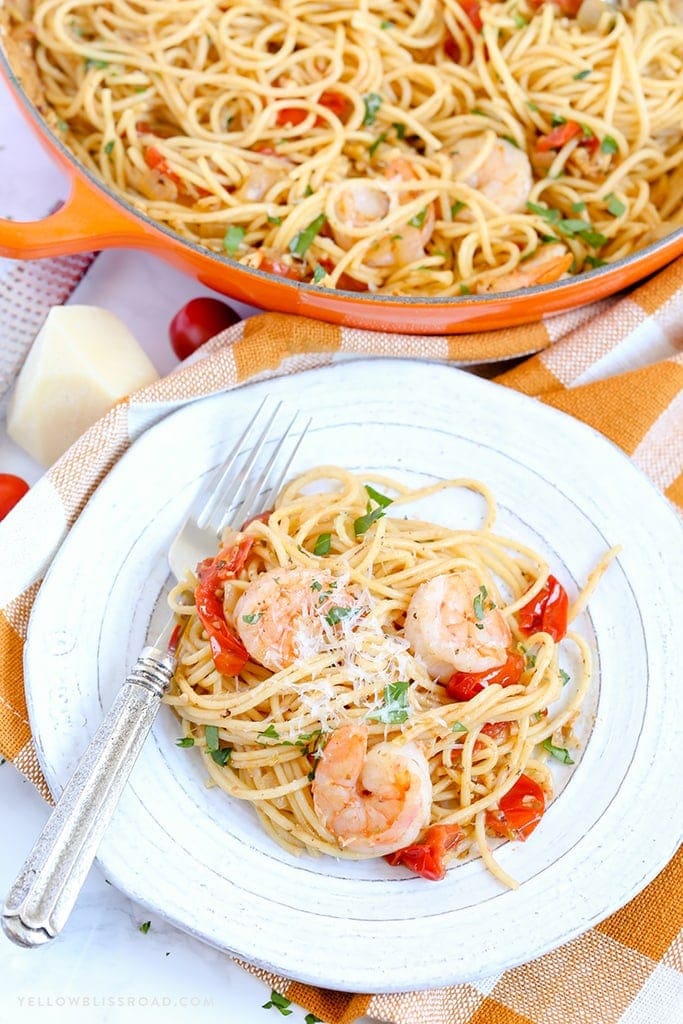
xmin=450 ymin=134 xmax=533 ymax=214
xmin=233 ymin=567 xmax=357 ymax=672
xmin=236 ymin=158 xmax=292 ymax=202
xmin=476 ymin=243 xmax=573 ymax=294
xmin=330 ymin=156 xmax=435 ymax=268
xmin=404 ymin=570 xmax=511 ymax=680
xmin=312 ymin=723 xmax=432 ymax=857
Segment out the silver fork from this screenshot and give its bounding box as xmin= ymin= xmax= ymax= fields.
xmin=2 ymin=399 xmax=308 ymax=949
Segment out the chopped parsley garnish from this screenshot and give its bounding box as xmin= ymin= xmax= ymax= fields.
xmin=451 ymin=721 xmax=468 ymax=733
xmin=526 ymin=202 xmax=605 ymax=247
xmin=471 ymin=107 xmax=488 ymax=117
xmin=85 ymin=58 xmax=109 ymax=70
xmin=580 ymin=229 xmax=608 ymax=248
xmin=267 ymin=215 xmax=282 ymax=225
xmin=289 ymin=214 xmax=326 ymax=258
xmin=559 ymin=669 xmax=571 ymax=686
xmin=257 ymin=723 xmax=280 ymax=741
xmin=205 ymin=725 xmax=219 ymax=751
xmin=262 ymin=990 xmax=293 ymax=1015
xmin=459 ymin=284 xmax=471 ymax=295
xmin=242 ymin=612 xmax=262 ymax=624
xmin=472 ymin=585 xmax=487 ymax=621
xmin=314 ymin=532 xmax=332 ymax=555
xmin=605 ymin=193 xmax=626 ymax=216
xmin=175 ymin=737 xmax=194 ymax=747
xmin=312 ymin=263 xmax=327 ymax=283
xmin=362 ymin=92 xmax=383 ymax=126
xmin=367 ymin=680 xmax=411 ymax=724
xmin=551 ymin=113 xmax=566 ymax=127
xmin=526 ymin=101 xmax=540 ymax=112
xmin=393 ymin=122 xmax=407 ymax=139
xmin=573 ymin=68 xmax=591 ymax=80
xmin=518 ymin=643 xmax=536 ymax=669
xmin=408 ymin=208 xmax=428 ymax=228
xmin=451 ymin=200 xmax=467 ymax=217
xmin=311 ymin=580 xmax=323 ymax=591
xmin=210 ymin=747 xmax=232 ymax=766
xmin=369 ymin=132 xmax=387 ymax=157
xmin=223 ymin=224 xmax=245 ymax=255
xmin=571 ymin=201 xmax=587 ymax=213
xmin=513 ymin=11 xmax=528 ymax=27
xmin=56 ymin=118 xmax=69 ymax=132
xmin=502 ymin=134 xmax=520 ymax=148
xmin=585 ymin=255 xmax=607 ymax=268
xmin=139 ymin=921 xmax=151 ymax=934
xmin=325 ymin=605 xmax=353 ymax=626
xmin=104 ymin=140 xmax=115 ymax=155
xmin=542 ymin=737 xmax=575 ymax=764
xmin=380 ymin=19 xmax=394 ymax=29
xmin=365 ymin=484 xmax=392 ymax=507
xmin=601 ymin=135 xmax=618 ymax=154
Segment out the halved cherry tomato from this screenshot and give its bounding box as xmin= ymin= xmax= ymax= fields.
xmin=145 ymin=145 xmax=183 ymax=187
xmin=195 ymin=537 xmax=253 ymax=675
xmin=518 ymin=574 xmax=569 ymax=642
xmin=385 ymin=824 xmax=463 ymax=881
xmin=485 ymin=774 xmax=545 ymax=841
xmin=451 ymin=720 xmax=510 ymax=764
xmin=461 ymin=0 xmax=483 ymax=30
xmin=445 ymin=649 xmax=525 ymax=702
xmin=169 ymin=297 xmax=241 ymax=360
xmin=535 ymin=120 xmax=584 ymax=153
xmin=240 ymin=509 xmax=272 ymax=529
xmin=318 ymin=258 xmax=369 ymax=292
xmin=276 ymin=108 xmax=309 ymax=127
xmin=0 ymin=473 xmax=29 ymax=521
xmin=258 ymin=256 xmax=306 ymax=281
xmin=528 ymin=0 xmax=582 ymax=15
xmin=319 ymin=91 xmax=352 ymax=122
xmin=276 ymin=92 xmax=352 ymax=129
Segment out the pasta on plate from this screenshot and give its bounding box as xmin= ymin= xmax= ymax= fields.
xmin=8 ymin=0 xmax=683 ymax=295
xmin=166 ymin=467 xmax=616 ymax=886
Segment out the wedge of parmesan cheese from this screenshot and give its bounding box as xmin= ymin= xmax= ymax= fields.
xmin=7 ymin=305 xmax=158 ymax=465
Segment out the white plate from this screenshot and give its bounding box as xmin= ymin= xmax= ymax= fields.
xmin=25 ymin=360 xmax=683 ymax=992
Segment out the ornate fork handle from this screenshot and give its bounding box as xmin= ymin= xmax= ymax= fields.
xmin=1 ymin=647 xmax=175 ymax=948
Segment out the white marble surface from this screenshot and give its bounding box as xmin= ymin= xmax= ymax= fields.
xmin=0 ymin=72 xmax=373 ymax=1024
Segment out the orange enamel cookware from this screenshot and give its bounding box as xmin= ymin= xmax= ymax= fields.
xmin=1 ymin=48 xmax=682 ymax=335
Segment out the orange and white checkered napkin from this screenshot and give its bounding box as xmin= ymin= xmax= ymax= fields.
xmin=1 ymin=257 xmax=681 ymax=1024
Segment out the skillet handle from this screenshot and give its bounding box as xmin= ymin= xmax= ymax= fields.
xmin=0 ymin=174 xmax=153 ymax=260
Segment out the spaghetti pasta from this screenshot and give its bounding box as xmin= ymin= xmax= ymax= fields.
xmin=165 ymin=466 xmax=616 ymax=886
xmin=8 ymin=0 xmax=683 ymax=295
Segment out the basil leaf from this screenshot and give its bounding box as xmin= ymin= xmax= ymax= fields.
xmin=459 ymin=283 xmax=471 ymax=295
xmin=312 ymin=263 xmax=326 ymax=283
xmin=573 ymin=68 xmax=591 ymax=80
xmin=551 ymin=113 xmax=566 ymax=127
xmin=513 ymin=11 xmax=528 ymax=27
xmin=242 ymin=612 xmax=262 ymax=624
xmin=223 ymin=224 xmax=245 ymax=255
xmin=314 ymin=532 xmax=332 ymax=555
xmin=579 ymin=229 xmax=607 ymax=248
xmin=408 ymin=208 xmax=428 ymax=228
xmin=367 ymin=680 xmax=411 ymax=724
xmin=526 ymin=201 xmax=561 ymax=224
xmin=267 ymin=215 xmax=282 ymax=225
xmin=558 ymin=218 xmax=591 ymax=235
xmin=362 ymin=93 xmax=382 ymax=126
xmin=289 ymin=214 xmax=326 ymax=258
xmin=257 ymin=723 xmax=280 ymax=741
xmin=559 ymin=669 xmax=571 ymax=686
xmin=601 ymin=135 xmax=618 ymax=154
xmin=139 ymin=921 xmax=151 ymax=934
xmin=571 ymin=201 xmax=586 ymax=213
xmin=354 ymin=504 xmax=385 ymax=535
xmin=311 ymin=579 xmax=323 ymax=591
xmin=205 ymin=725 xmax=219 ymax=751
xmin=473 ymin=585 xmax=487 ymax=621
xmin=451 ymin=200 xmax=467 ymax=217
xmin=85 ymin=58 xmax=109 ymax=70
xmin=393 ymin=122 xmax=406 ymax=139
xmin=451 ymin=721 xmax=468 ymax=733
xmin=210 ymin=747 xmax=232 ymax=766
xmin=369 ymin=132 xmax=387 ymax=157
xmin=365 ymin=484 xmax=393 ymax=508
xmin=542 ymin=737 xmax=575 ymax=764
xmin=175 ymin=737 xmax=194 ymax=747
xmin=380 ymin=19 xmax=394 ymax=28
xmin=262 ymin=990 xmax=293 ymax=1015
xmin=325 ymin=605 xmax=353 ymax=626
xmin=605 ymin=193 xmax=626 ymax=216
xmin=104 ymin=140 xmax=115 ymax=155
xmin=585 ymin=255 xmax=607 ymax=268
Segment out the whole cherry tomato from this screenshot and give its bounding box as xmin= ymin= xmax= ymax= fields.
xmin=518 ymin=574 xmax=569 ymax=642
xmin=169 ymin=297 xmax=241 ymax=360
xmin=0 ymin=473 xmax=29 ymax=521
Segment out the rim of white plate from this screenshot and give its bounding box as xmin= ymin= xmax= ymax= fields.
xmin=24 ymin=359 xmax=683 ymax=992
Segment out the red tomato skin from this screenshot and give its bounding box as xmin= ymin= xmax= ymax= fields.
xmin=445 ymin=650 xmax=525 ymax=702
xmin=0 ymin=474 xmax=29 ymax=521
xmin=169 ymin=297 xmax=241 ymax=360
xmin=195 ymin=538 xmax=253 ymax=675
xmin=258 ymin=256 xmax=306 ymax=281
xmin=485 ymin=774 xmax=546 ymax=842
xmin=536 ymin=120 xmax=583 ymax=153
xmin=518 ymin=575 xmax=569 ymax=642
xmin=385 ymin=824 xmax=463 ymax=881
